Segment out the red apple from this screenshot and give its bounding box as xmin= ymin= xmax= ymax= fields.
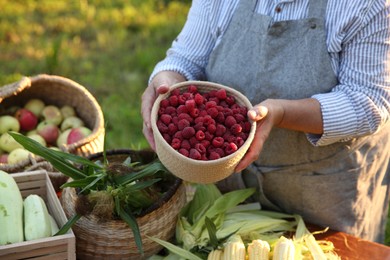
xmin=15 ymin=108 xmax=38 ymax=131
xmin=37 ymin=121 xmax=60 ymax=145
xmin=67 ymin=127 xmax=92 ymax=144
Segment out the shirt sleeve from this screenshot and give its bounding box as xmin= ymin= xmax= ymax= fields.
xmin=308 ymin=2 xmax=390 ymax=146
xmin=149 ymin=0 xmax=216 ymax=83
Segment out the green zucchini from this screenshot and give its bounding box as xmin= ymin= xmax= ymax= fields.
xmin=23 ymin=194 xmax=52 ymax=241
xmin=0 ymin=170 xmax=24 ymax=245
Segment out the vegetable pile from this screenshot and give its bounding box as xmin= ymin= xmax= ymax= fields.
xmin=156 ymin=85 xmax=252 ymax=160
xmin=149 ymin=184 xmax=340 ymax=260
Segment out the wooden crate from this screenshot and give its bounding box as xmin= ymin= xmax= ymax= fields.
xmin=0 ymin=170 xmax=76 ymax=260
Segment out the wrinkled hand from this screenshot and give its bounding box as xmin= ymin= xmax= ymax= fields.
xmin=234 ymin=99 xmax=285 ymax=172
xmin=141 ymin=71 xmax=186 ymax=150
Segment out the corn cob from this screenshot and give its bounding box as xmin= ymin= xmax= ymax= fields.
xmin=272 ymin=236 xmax=295 ymax=260
xmin=208 ymin=249 xmax=224 ymax=260
xmin=247 ymin=239 xmax=270 ymax=260
xmin=222 ymin=234 xmax=246 ymax=260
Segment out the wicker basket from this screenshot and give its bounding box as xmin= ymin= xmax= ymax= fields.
xmin=0 ymin=74 xmax=105 ymax=188
xmin=61 ymin=149 xmax=187 ymax=260
xmin=151 ymin=81 xmax=256 ymax=184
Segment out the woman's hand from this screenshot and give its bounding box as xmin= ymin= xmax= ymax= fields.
xmin=141 ymin=71 xmax=186 ymax=150
xmin=234 ymin=98 xmax=323 ymax=172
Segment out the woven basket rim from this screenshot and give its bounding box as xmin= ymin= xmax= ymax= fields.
xmin=151 ymin=80 xmax=256 ymax=165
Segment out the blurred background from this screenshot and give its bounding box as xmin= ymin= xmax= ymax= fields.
xmin=0 ymin=0 xmax=190 ymax=150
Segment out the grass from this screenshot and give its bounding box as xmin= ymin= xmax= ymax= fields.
xmin=0 ymin=0 xmax=389 ymax=246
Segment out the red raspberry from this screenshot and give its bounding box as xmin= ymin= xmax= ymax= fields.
xmin=157 ymin=120 xmax=168 ymax=134
xmin=189 ymin=148 xmax=201 ymax=160
xmin=215 ymin=124 xmax=226 ymax=137
xmin=215 ymin=89 xmax=227 ymax=100
xmin=207 ymin=107 xmax=219 ymax=118
xmin=224 ymin=132 xmax=236 ymax=143
xmin=181 ymin=139 xmax=191 ymax=150
xmin=189 ymin=136 xmax=198 ymax=147
xmin=182 ymin=92 xmax=193 ymax=100
xmin=225 ymin=115 xmax=237 ymax=128
xmin=215 ymin=112 xmax=225 ymax=123
xmin=169 ymin=95 xmax=179 ymax=107
xmin=160 ymin=114 xmax=172 ymax=125
xmin=171 ymin=89 xmax=181 ymax=96
xmin=172 ymin=116 xmax=179 ymax=125
xmin=185 ymin=99 xmax=196 ymax=112
xmin=187 ymin=85 xmax=198 ymax=93
xmin=194 ymin=116 xmax=204 ymax=124
xmin=178 ymin=113 xmax=193 ymax=123
xmin=226 ymin=95 xmax=235 ymax=105
xmin=242 ymin=121 xmax=252 ymax=132
xmin=201 ymin=139 xmax=210 ymax=148
xmin=234 ymin=113 xmax=246 ymax=123
xmin=203 ymin=115 xmax=215 ymax=126
xmin=173 ymin=131 xmax=183 ymax=140
xmin=190 ymin=108 xmax=200 ymax=118
xmin=194 ymin=122 xmax=206 ymax=132
xmin=168 ymin=123 xmax=178 ymax=135
xmin=208 ymin=90 xmax=217 ymax=97
xmin=205 ymin=131 xmax=214 ymax=141
xmin=163 ymin=133 xmax=171 ymax=144
xmin=207 ymin=123 xmax=217 ymax=134
xmin=199 ymin=109 xmax=208 ymax=117
xmin=214 ymin=147 xmax=225 ymax=157
xmin=165 ymin=106 xmax=176 ymax=115
xmin=178 ymin=95 xmax=187 ymax=105
xmin=231 ymin=123 xmax=242 ymax=134
xmin=178 ymin=119 xmax=190 ymax=130
xmin=194 ymin=93 xmax=204 ymax=105
xmin=225 ymin=142 xmax=238 ymax=155
xmin=177 ymin=105 xmax=188 ymax=114
xmin=236 ymin=136 xmax=245 ymax=147
xmin=171 ymin=138 xmax=181 ymax=150
xmin=195 ymin=130 xmax=205 ymax=141
xmin=179 ymin=148 xmax=189 ymax=157
xmin=201 ymin=154 xmax=208 ymax=161
xmin=223 ymin=107 xmax=233 ymax=117
xmin=209 ymin=151 xmax=221 ymax=160
xmin=205 ymin=101 xmax=217 ymax=110
xmin=195 ymin=143 xmax=206 ymax=154
xmin=182 ymin=126 xmax=195 ymax=139
xmin=212 ymin=137 xmax=224 ymax=148
xmin=160 ymin=99 xmax=170 ymax=108
xmin=158 ymin=107 xmax=166 ymax=116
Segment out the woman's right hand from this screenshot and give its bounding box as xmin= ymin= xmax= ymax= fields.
xmin=141 ymin=71 xmax=186 ymax=150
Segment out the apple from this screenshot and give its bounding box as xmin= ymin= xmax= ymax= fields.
xmin=56 ymin=129 xmax=71 ymax=148
xmin=37 ymin=121 xmax=60 ymax=145
xmin=67 ymin=127 xmax=92 ymax=144
xmin=0 ymin=154 xmax=8 ymax=164
xmin=14 ymin=108 xmax=38 ymax=131
xmin=24 ymin=98 xmax=45 ymax=117
xmin=8 ymin=148 xmax=31 ymax=165
xmin=60 ymin=116 xmax=85 ymax=131
xmin=0 ymin=132 xmax=23 ymax=152
xmin=60 ymin=105 xmax=76 ymax=118
xmin=0 ymin=115 xmax=20 ymax=134
xmin=41 ymin=105 xmax=63 ymax=126
xmin=28 ymin=134 xmax=47 ymax=147
xmin=26 ymin=130 xmax=38 ymax=136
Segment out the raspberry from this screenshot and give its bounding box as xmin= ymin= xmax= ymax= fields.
xmin=234 ymin=113 xmax=246 ymax=123
xmin=223 ymin=107 xmax=233 ymax=117
xmin=225 ymin=142 xmax=238 ymax=155
xmin=225 ymin=115 xmax=237 ymax=128
xmin=208 ymin=90 xmax=217 ymax=98
xmin=203 ymin=115 xmax=215 ymax=126
xmin=194 ymin=122 xmax=206 ymax=132
xmin=173 ymin=131 xmax=183 ymax=140
xmin=215 ymin=112 xmax=225 ymax=123
xmin=182 ymin=126 xmax=195 ymax=139
xmin=236 ymin=136 xmax=245 ymax=147
xmin=165 ymin=106 xmax=176 ymax=116
xmin=178 ymin=119 xmax=190 ymax=130
xmin=214 ymin=147 xmax=225 ymax=157
xmin=163 ymin=133 xmax=171 ymax=144
xmin=215 ymin=89 xmax=227 ymax=100
xmin=209 ymin=151 xmax=221 ymax=160
xmin=157 ymin=120 xmax=168 ymax=134
xmin=194 ymin=93 xmax=204 ymax=105
xmin=190 ymin=108 xmax=200 ymax=118
xmin=183 ymin=92 xmax=193 ymax=100
xmin=242 ymin=121 xmax=252 ymax=132
xmin=199 ymin=109 xmax=208 ymax=117
xmin=231 ymin=123 xmax=242 ymax=134
xmin=205 ymin=101 xmax=217 ymax=110
xmin=168 ymin=123 xmax=178 ymax=135
xmin=212 ymin=137 xmax=224 ymax=148
xmin=189 ymin=136 xmax=198 ymax=147
xmin=201 ymin=154 xmax=208 ymax=161
xmin=187 ymin=85 xmax=198 ymax=93
xmin=160 ymin=99 xmax=170 ymax=108
xmin=207 ymin=123 xmax=217 ymax=134
xmin=177 ymin=105 xmax=188 ymax=114
xmin=172 ymin=116 xmax=179 ymax=125
xmin=194 ymin=116 xmax=204 ymax=124
xmin=160 ymin=114 xmax=172 ymax=125
xmin=178 ymin=95 xmax=187 ymax=105
xmin=205 ymin=131 xmax=214 ymax=141
xmin=207 ymin=107 xmax=219 ymax=118
xmin=201 ymin=139 xmax=210 ymax=148
xmin=179 ymin=148 xmax=189 ymax=157
xmin=224 ymin=132 xmax=236 ymax=143
xmin=195 ymin=143 xmax=206 ymax=154
xmin=226 ymin=95 xmax=235 ymax=105
xmin=168 ymin=95 xmax=179 ymax=107
xmin=195 ymin=130 xmax=205 ymax=141
xmin=178 ymin=113 xmax=193 ymax=123
xmin=215 ymin=124 xmax=226 ymax=137
xmin=189 ymin=148 xmax=201 ymax=160
xmin=171 ymin=89 xmax=181 ymax=96
xmin=181 ymin=139 xmax=191 ymax=150
xmin=171 ymin=138 xmax=181 ymax=150
xmin=185 ymin=99 xmax=196 ymax=112
xmin=158 ymin=107 xmax=166 ymax=116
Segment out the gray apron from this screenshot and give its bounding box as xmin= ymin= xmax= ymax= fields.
xmin=205 ymin=0 xmax=390 ymax=242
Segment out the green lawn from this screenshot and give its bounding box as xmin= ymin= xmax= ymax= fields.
xmin=0 ymin=0 xmax=389 ymax=246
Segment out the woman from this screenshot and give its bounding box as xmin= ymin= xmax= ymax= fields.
xmin=141 ymin=0 xmax=390 ymax=242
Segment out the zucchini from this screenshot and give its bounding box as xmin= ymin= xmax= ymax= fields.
xmin=49 ymin=213 xmax=59 ymax=235
xmin=23 ymin=194 xmax=52 ymax=241
xmin=0 ymin=170 xmax=24 ymax=245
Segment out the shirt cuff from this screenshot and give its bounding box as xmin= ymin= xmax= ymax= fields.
xmin=149 ymin=58 xmax=200 ymax=84
xmin=307 ymin=92 xmax=358 ymax=146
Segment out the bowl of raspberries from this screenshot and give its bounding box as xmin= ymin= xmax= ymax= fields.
xmin=151 ymin=81 xmax=256 ymax=184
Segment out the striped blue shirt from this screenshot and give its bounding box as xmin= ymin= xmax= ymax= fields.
xmin=150 ymin=0 xmax=390 ymax=146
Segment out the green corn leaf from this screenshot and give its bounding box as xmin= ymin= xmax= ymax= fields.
xmin=147 ymin=236 xmax=203 ymax=260
xmin=54 ymin=214 xmax=81 ymax=236
xmin=113 ymin=160 xmax=166 ymax=185
xmin=122 ymin=178 xmax=161 ymax=193
xmin=115 ymin=196 xmax=143 ymax=254
xmin=204 ymin=217 xmax=218 ymax=248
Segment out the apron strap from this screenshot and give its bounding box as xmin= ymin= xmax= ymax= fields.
xmin=308 ymin=0 xmax=328 ymax=18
